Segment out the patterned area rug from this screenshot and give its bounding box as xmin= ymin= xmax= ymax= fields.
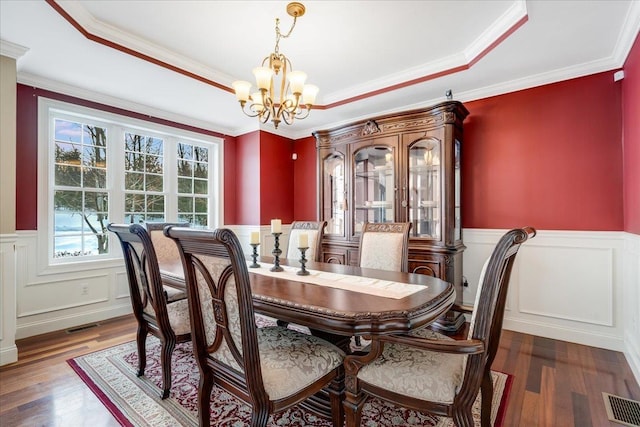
xmin=68 ymin=335 xmax=511 ymax=427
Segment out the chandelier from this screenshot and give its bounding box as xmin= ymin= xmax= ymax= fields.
xmin=232 ymin=2 xmax=318 ymax=129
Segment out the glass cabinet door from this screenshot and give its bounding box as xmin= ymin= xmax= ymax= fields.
xmin=322 ymin=152 xmax=345 ymax=237
xmin=408 ymin=138 xmax=441 ymax=239
xmin=353 ymin=146 xmax=395 ymax=234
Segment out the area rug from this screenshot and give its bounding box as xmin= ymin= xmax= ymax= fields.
xmin=68 ymin=337 xmax=511 ymax=427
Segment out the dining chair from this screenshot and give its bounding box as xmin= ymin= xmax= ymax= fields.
xmin=353 ymin=222 xmax=411 ymax=347
xmin=144 ymin=222 xmax=190 ymax=300
xmin=285 ymin=220 xmax=327 ymax=262
xmin=342 ymin=226 xmax=536 ymax=427
xmin=357 ymin=222 xmax=411 ymax=272
xmin=164 ymin=226 xmax=345 ymax=427
xmin=107 ymin=223 xmax=191 ymax=399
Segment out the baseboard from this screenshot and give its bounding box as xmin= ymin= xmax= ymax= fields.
xmin=625 ymin=330 xmax=640 ymax=386
xmin=0 ymin=344 xmax=18 ymax=366
xmin=15 ymin=305 xmax=132 ymax=340
xmin=503 ymin=317 xmax=625 ymax=352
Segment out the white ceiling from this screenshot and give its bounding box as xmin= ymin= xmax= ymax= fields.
xmin=1 ymin=1 xmax=638 ymax=139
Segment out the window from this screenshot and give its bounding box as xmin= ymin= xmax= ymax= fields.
xmin=39 ymin=98 xmax=222 ymax=267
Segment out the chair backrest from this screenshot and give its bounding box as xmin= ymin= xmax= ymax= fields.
xmin=164 ymin=226 xmax=267 ymax=402
xmin=358 ymin=222 xmax=411 ymax=272
xmin=286 ymin=220 xmax=327 ymax=262
xmin=107 ymin=223 xmax=171 ymax=327
xmin=463 ymin=226 xmax=536 ymax=382
xmin=145 ymin=222 xmax=190 ymax=275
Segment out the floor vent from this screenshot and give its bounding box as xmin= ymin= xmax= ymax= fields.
xmin=603 ymin=392 xmax=640 ymax=427
xmin=66 ymin=323 xmax=98 ymax=334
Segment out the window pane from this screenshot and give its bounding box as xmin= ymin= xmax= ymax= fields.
xmin=178 ymin=177 xmax=193 ymax=193
xmin=84 ymin=191 xmax=108 ymax=212
xmin=194 ymin=179 xmax=207 ymax=194
xmin=145 ymin=155 xmax=163 ymax=174
xmin=55 ymin=165 xmax=82 ymax=187
xmin=55 ymin=142 xmax=82 ymax=165
xmin=83 ymin=167 xmax=107 ymax=189
xmin=194 ymin=214 xmax=208 ymax=227
xmin=125 ymin=172 xmax=144 ymax=190
xmin=178 ymin=143 xmax=193 ymax=160
xmin=125 ymin=193 xmax=145 ymax=212
xmin=54 ymin=235 xmax=84 ymax=258
xmin=55 ymin=119 xmax=82 ymax=143
xmin=178 ymin=196 xmax=192 ymax=213
xmin=194 ymin=162 xmax=208 ymax=179
xmin=145 ymin=174 xmax=163 ymax=192
xmin=177 ymin=160 xmax=192 ymax=177
xmin=147 ymin=195 xmax=165 ymax=213
xmin=194 ymin=146 xmax=208 ymax=162
xmin=194 ymin=197 xmax=207 ymax=213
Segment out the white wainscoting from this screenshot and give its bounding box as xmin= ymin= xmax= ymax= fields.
xmin=623 ymin=232 xmax=640 ymax=383
xmin=0 ymin=234 xmax=18 ymax=365
xmin=4 ymin=227 xmax=639 ymax=383
xmin=463 ymin=229 xmax=629 ymax=351
xmin=13 ymin=231 xmax=131 ymax=340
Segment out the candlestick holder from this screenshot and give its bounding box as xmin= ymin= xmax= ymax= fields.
xmin=297 ymin=247 xmax=310 ymax=276
xmin=249 ymin=243 xmax=260 ymax=268
xmin=270 ymin=232 xmax=283 ymax=272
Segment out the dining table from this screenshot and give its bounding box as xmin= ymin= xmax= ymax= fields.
xmin=160 ymin=255 xmax=456 ymax=420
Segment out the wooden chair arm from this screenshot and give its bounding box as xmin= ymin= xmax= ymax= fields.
xmin=376 ymin=334 xmax=485 ymax=355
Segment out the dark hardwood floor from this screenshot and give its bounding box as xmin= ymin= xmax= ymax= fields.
xmin=0 ymin=314 xmax=638 ymax=426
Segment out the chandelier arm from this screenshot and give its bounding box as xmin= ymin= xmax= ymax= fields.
xmin=294 ymin=105 xmax=312 ymax=120
xmin=280 ymin=109 xmax=294 ymax=126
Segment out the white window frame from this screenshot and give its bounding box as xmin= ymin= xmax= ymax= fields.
xmin=37 ymin=97 xmax=224 ymax=274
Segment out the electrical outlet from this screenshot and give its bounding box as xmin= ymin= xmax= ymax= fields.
xmin=81 ymin=285 xmax=89 ymax=295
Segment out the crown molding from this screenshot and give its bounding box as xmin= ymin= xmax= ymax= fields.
xmin=50 ymin=1 xmax=235 ymax=90
xmin=17 ymin=72 xmax=241 ymax=137
xmin=613 ymin=0 xmax=640 ymax=67
xmin=0 ymin=39 xmax=29 ymax=60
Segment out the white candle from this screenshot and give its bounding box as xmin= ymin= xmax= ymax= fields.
xmin=298 ymin=232 xmax=309 ymax=248
xmin=250 ymin=231 xmax=260 ymax=245
xmin=271 ymin=219 xmax=281 ymax=233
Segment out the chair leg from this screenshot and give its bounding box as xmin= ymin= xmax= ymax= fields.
xmin=481 ymin=369 xmax=494 ymax=427
xmin=344 ymin=390 xmax=366 ymax=427
xmin=250 ymin=405 xmax=269 ymax=427
xmin=276 ymin=319 xmax=289 ymax=328
xmin=136 ymin=324 xmax=148 ymax=377
xmin=452 ymin=407 xmax=474 ymax=427
xmin=198 ymin=369 xmax=214 ymax=427
xmin=159 ymin=337 xmax=176 ymax=399
xmin=328 ymin=375 xmax=345 ymax=427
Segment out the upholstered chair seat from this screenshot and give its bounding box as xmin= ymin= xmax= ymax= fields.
xmin=357 ymin=328 xmax=463 ymax=403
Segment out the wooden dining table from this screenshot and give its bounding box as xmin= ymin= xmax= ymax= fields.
xmin=160 ymin=255 xmax=456 ymax=419
xmin=250 ymin=257 xmax=454 ymax=342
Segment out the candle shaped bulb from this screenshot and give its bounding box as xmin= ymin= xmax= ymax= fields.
xmin=250 ymin=231 xmax=260 ymax=245
xmin=271 ymin=219 xmax=282 ymax=233
xmin=298 ymin=232 xmax=308 ymax=248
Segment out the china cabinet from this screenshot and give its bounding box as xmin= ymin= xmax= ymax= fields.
xmin=314 ymin=101 xmax=469 ymax=332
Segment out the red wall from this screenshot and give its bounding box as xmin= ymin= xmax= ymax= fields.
xmin=463 ymin=71 xmax=623 ymax=230
xmin=258 ymin=131 xmax=295 ymax=224
xmin=623 ymin=33 xmax=640 ymax=235
xmin=15 ymin=84 xmax=237 ymax=229
xmin=293 ymin=136 xmax=318 ymax=220
xmin=292 ymin=72 xmax=625 ymax=231
xmin=235 ymin=131 xmax=261 ymax=225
